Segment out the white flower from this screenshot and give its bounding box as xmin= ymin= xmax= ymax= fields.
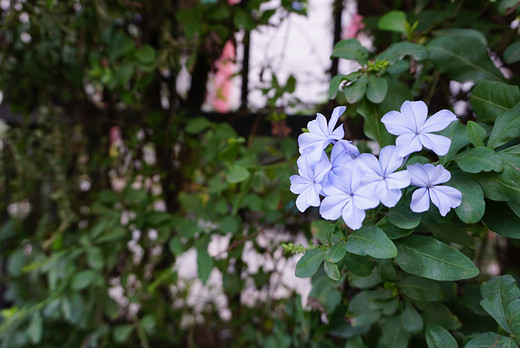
xmin=408 ymin=163 xmax=462 ymax=216
xmin=298 ymin=106 xmax=346 ymax=161
xmin=356 ymin=145 xmax=410 ymax=208
xmin=289 ymin=153 xmax=331 ymax=212
xmin=381 ymin=100 xmax=457 ymax=157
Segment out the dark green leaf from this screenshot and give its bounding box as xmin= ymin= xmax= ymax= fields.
xmin=507 ymin=298 xmax=520 ymax=342
xmin=86 ymin=247 xmax=104 ymax=270
xmin=366 ymin=75 xmax=388 ymax=103
xmin=427 ymin=35 xmax=505 ymax=82
xmin=388 ymin=201 xmax=421 ymax=229
xmin=477 ymin=147 xmax=520 ymax=204
xmin=466 ymin=121 xmax=487 ymax=147
xmin=344 ymin=73 xmax=368 ymax=103
xmin=196 ymin=237 xmax=214 ymax=283
xmin=398 ymin=275 xmax=443 ymax=301
xmin=185 ymin=117 xmax=212 ymax=134
xmin=488 ymin=102 xmax=520 ymax=148
xmin=470 ymin=80 xmax=520 ymax=123
xmin=345 ymin=336 xmax=367 ymax=348
xmin=377 ymin=217 xmax=413 ymax=239
xmin=438 ymin=121 xmax=470 ymax=164
xmin=226 ymin=165 xmax=250 ymax=183
xmin=377 ymin=42 xmax=428 ymax=64
xmin=425 ymin=324 xmax=457 ymax=348
xmin=331 ymin=39 xmax=368 ymax=65
xmin=395 ymin=235 xmax=479 ymax=281
xmin=433 ymin=28 xmax=487 ymax=46
xmin=329 ymin=72 xmax=361 ymax=99
xmin=327 ymin=240 xmax=347 ymax=263
xmin=344 ymin=252 xmax=374 ymax=277
xmin=483 ymin=200 xmax=520 ymax=239
xmin=379 ymin=79 xmax=413 ymax=113
xmin=454 ymin=147 xmax=503 ymax=173
xmin=480 ymin=275 xmax=520 ymax=333
xmin=113 ymin=324 xmax=134 ymax=343
xmin=464 ymin=332 xmax=516 ymax=348
xmin=447 ymin=172 xmax=485 ymax=223
xmin=401 ymin=302 xmax=423 ymax=333
xmin=135 ymin=45 xmax=156 ymax=64
xmin=27 ymin=312 xmax=43 ymax=344
xmin=324 ymin=261 xmax=340 ymax=281
xmin=295 ymin=248 xmax=326 ymax=278
xmin=378 ymin=316 xmax=411 ymax=348
xmin=418 ymin=302 xmax=461 ymax=330
xmin=346 ymin=226 xmax=397 ymax=259
xmin=378 ymin=11 xmax=407 ymax=33
xmin=504 ymin=41 xmax=520 ymax=64
xmin=357 ymin=99 xmax=395 ymax=146
xmin=71 ymin=270 xmax=98 ymax=291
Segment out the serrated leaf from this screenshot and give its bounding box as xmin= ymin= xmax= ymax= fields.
xmin=488 ymin=102 xmax=520 ymax=148
xmin=466 ymin=121 xmax=487 ymax=147
xmin=480 ymin=275 xmax=520 ymax=333
xmin=295 ymin=248 xmax=326 ymax=278
xmin=366 ymin=75 xmax=388 ymax=103
xmin=470 ymin=80 xmax=520 ymax=123
xmin=425 ymin=324 xmax=457 ymax=348
xmin=346 ymin=226 xmax=397 ymax=259
xmin=395 ymin=235 xmax=479 ymax=281
xmin=454 ymin=147 xmax=503 ymax=173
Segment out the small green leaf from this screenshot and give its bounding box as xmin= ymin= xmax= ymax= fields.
xmin=504 ymin=41 xmax=520 ymax=64
xmin=295 ymin=248 xmax=326 ymax=278
xmin=401 ymin=302 xmax=423 ymax=333
xmin=480 ymin=275 xmax=520 ymax=334
xmin=448 ymin=172 xmax=485 ymax=224
xmin=71 ymin=270 xmax=98 ymax=291
xmin=185 ymin=117 xmax=212 ymax=134
xmin=226 ymin=165 xmax=250 ymax=183
xmin=438 ymin=121 xmax=470 ymax=164
xmin=470 ymin=80 xmax=520 ymax=123
xmin=331 ymin=39 xmax=368 ymax=65
xmin=425 ymin=324 xmax=457 ymax=348
xmin=343 ymin=252 xmax=374 ymax=277
xmin=169 ymin=236 xmax=184 ymax=255
xmin=346 ymin=226 xmax=397 ymax=259
xmin=135 ymin=45 xmax=157 ymax=64
xmin=488 ymin=101 xmax=520 ymax=148
xmin=344 ymin=73 xmax=368 ymax=103
xmin=477 ymin=147 xmax=520 ymax=204
xmin=327 ymin=240 xmax=347 ymax=263
xmin=464 ymin=332 xmax=517 ymax=348
xmin=86 ymin=247 xmax=104 ymax=270
xmin=366 ymin=75 xmax=388 ymax=103
xmin=388 ymin=201 xmax=421 ymax=229
xmin=484 ymin=200 xmax=520 ymax=239
xmin=376 ymin=42 xmax=428 ymax=64
xmin=345 ymin=336 xmax=367 ymax=348
xmin=466 ymin=121 xmax=487 ymax=147
xmin=329 ymin=72 xmax=362 ymax=99
xmin=113 ymin=324 xmax=134 ymax=343
xmin=395 ymin=235 xmax=479 ymax=281
xmin=324 ymin=261 xmax=340 ymax=281
xmin=454 ymin=147 xmax=503 ymax=173
xmin=27 ymin=311 xmax=43 ymax=344
xmin=357 ymin=99 xmax=395 ymax=146
xmin=378 ymin=11 xmax=407 ymax=33
xmin=196 ymin=237 xmax=214 ymax=283
xmin=398 ymin=275 xmax=443 ymax=302
xmin=378 ymin=316 xmax=411 ymax=348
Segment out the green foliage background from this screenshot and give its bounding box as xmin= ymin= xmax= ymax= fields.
xmin=1 ymin=0 xmax=520 ymax=347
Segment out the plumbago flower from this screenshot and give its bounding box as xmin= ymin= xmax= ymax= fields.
xmin=356 ymin=145 xmax=410 ymax=208
xmin=329 ymin=139 xmax=360 ymax=175
xmin=408 ymin=163 xmax=462 ymax=216
xmin=381 ymin=100 xmax=457 ymax=157
xmin=298 ymin=106 xmax=346 ymax=161
xmin=320 ymin=161 xmax=379 ymax=230
xmin=290 ymin=153 xmax=331 ymax=212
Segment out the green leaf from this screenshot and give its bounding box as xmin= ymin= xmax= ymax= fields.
xmin=477 ymin=147 xmax=520 ymax=204
xmin=398 ymin=275 xmax=443 ymax=302
xmin=135 ymin=45 xmax=157 ymax=64
xmin=376 ymin=42 xmax=428 ymax=64
xmin=366 ymin=75 xmax=388 ymax=103
xmin=425 ymin=324 xmax=457 ymax=348
xmin=346 ymin=226 xmax=397 ymax=259
xmin=466 ymin=121 xmax=487 ymax=147
xmin=464 ymin=332 xmax=517 ymax=348
xmin=448 ymin=172 xmax=485 ymax=224
xmin=419 ymin=302 xmax=461 ymax=330
xmin=185 ymin=117 xmax=212 ymax=134
xmin=480 ymin=275 xmax=520 ymax=333
xmin=470 ymin=80 xmax=520 ymax=123
xmin=378 ymin=316 xmax=411 ymax=348
xmin=401 ymin=302 xmax=423 ymax=333
xmin=226 ymin=165 xmax=250 ymax=183
xmin=327 ymin=240 xmax=347 ymax=263
xmin=86 ymin=247 xmax=104 ymax=270
xmin=71 ymin=270 xmax=98 ymax=291
xmin=196 ymin=237 xmax=214 ymax=283
xmin=395 ymin=235 xmax=479 ymax=281
xmin=168 ymin=236 xmax=183 ymax=255
xmin=454 ymin=147 xmax=503 ymax=173
xmin=324 ymin=261 xmax=340 ymax=281
xmin=27 ymin=311 xmax=43 ymax=344
xmin=377 ymin=217 xmax=413 ymax=239
xmin=507 ymin=298 xmax=520 ymax=342
xmin=345 ymin=336 xmax=367 ymax=348
xmin=499 ymin=0 xmax=520 ymax=14
xmin=504 ymin=41 xmax=520 ymax=64
xmin=379 ymin=79 xmax=413 ymax=113
xmin=343 ymin=252 xmax=374 ymax=277
xmin=331 ymin=39 xmax=368 ymax=65
xmin=295 ymin=248 xmax=326 ymax=278
xmin=348 ymin=291 xmax=381 ymax=326
xmin=438 ymin=121 xmax=470 ymax=164
xmin=488 ymin=102 xmax=520 ymax=148
xmin=344 ymin=73 xmax=368 ymax=103
xmin=387 ymin=201 xmax=421 ymax=229
xmin=483 ymin=200 xmax=520 ymax=239
xmin=427 ymin=35 xmax=505 ymax=82
xmin=329 ymin=72 xmax=362 ymax=99
xmin=433 ymin=28 xmax=487 ymax=46
xmin=113 ymin=324 xmax=134 ymax=343
xmin=378 ymin=11 xmax=407 ymax=33
xmin=357 ymin=99 xmax=395 ymax=146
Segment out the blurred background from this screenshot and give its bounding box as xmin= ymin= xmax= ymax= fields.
xmin=0 ymin=0 xmax=519 ymax=347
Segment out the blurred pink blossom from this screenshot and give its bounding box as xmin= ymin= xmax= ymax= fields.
xmin=208 ymin=40 xmax=236 ymax=113
xmin=343 ymin=14 xmax=365 ymax=39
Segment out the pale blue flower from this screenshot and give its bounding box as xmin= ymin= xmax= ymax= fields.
xmin=408 ymin=163 xmax=462 ymax=216
xmin=330 ymin=139 xmax=360 ymax=175
xmin=298 ymin=106 xmax=346 ymax=161
xmin=290 ymin=153 xmax=331 ymax=212
xmin=319 ymin=162 xmax=379 ymax=230
xmin=356 ymin=145 xmax=411 ymax=208
xmin=381 ymin=100 xmax=457 ymax=157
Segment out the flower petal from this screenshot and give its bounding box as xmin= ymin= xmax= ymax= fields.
xmin=381 ymin=110 xmax=415 ymax=136
xmin=401 ymin=100 xmax=428 ymax=132
xmin=410 ymin=187 xmax=430 ymax=213
xmin=320 ymin=194 xmax=349 ymax=220
xmin=329 ymin=106 xmax=346 ymax=134
xmin=379 ymin=145 xmax=405 ymax=175
xmin=421 ymin=109 xmax=457 ymax=133
xmin=295 ymin=184 xmax=320 ymax=212
xmin=290 ymin=175 xmax=311 ymax=194
xmin=407 ymin=163 xmax=430 ymax=187
xmin=429 ymin=185 xmax=462 ymax=216
xmin=385 ymin=170 xmax=410 ymax=189
xmin=377 ymin=182 xmax=403 ymax=208
xmin=356 ymin=153 xmax=382 ymax=177
xmin=342 ymin=202 xmax=366 ymax=230
xmin=419 ymin=133 xmax=451 ymax=156
xmin=353 ymin=184 xmax=380 ymax=210
xmin=395 ymin=133 xmax=423 ymax=157
xmin=314 ymin=153 xmax=332 ymax=183
xmin=298 ymin=132 xmax=324 ymax=152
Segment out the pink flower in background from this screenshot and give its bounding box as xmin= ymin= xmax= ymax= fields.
xmin=343 ymin=13 xmax=365 ymax=39
xmin=208 ymin=40 xmax=236 ymax=113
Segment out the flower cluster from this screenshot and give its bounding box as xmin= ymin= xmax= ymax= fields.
xmin=290 ymin=100 xmax=462 ymax=230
